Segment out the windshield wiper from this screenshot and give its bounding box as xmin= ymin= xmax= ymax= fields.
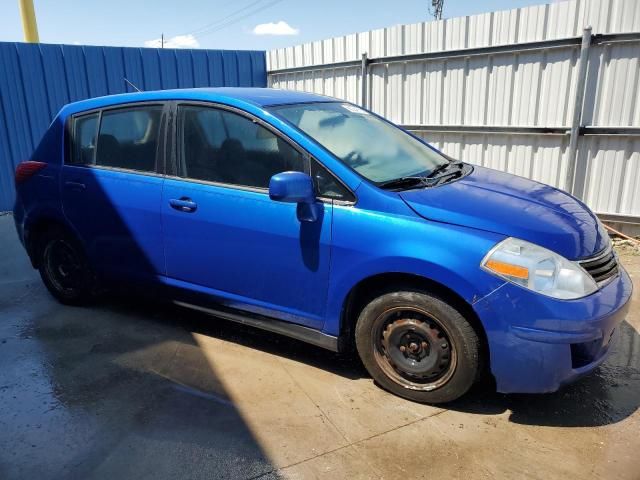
xmin=426 ymin=161 xmax=463 ymax=178
xmin=378 ymin=176 xmax=428 ymax=191
xmin=425 ymin=161 xmax=465 ymax=185
xmin=378 ymin=162 xmax=467 ymax=191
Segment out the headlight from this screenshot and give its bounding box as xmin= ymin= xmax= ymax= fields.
xmin=481 ymin=237 xmax=597 ymax=300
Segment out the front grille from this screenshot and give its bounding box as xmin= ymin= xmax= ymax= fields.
xmin=579 ymin=245 xmax=619 ymax=285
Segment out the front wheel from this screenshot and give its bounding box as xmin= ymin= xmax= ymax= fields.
xmin=355 ymin=290 xmax=481 ymax=404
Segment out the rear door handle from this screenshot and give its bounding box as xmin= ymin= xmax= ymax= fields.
xmin=64 ymin=181 xmax=86 ymax=191
xmin=169 ymin=197 xmax=197 ymax=213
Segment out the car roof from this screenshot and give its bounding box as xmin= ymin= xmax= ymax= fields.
xmin=58 ymin=88 xmax=338 ymax=117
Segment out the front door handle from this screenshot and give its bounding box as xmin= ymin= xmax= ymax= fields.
xmin=64 ymin=181 xmax=86 ymax=191
xmin=169 ymin=197 xmax=197 ymax=213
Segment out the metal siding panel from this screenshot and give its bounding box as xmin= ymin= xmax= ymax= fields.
xmin=464 ymin=57 xmax=488 ymax=125
xmin=236 ymin=52 xmax=252 ymax=87
xmin=424 ymin=19 xmax=445 ymax=52
xmin=537 ymin=47 xmax=577 ymax=126
xmin=250 ymin=51 xmax=267 ymax=87
xmin=491 ymin=8 xmax=518 ymax=45
xmin=442 ymin=58 xmax=465 ymax=124
xmin=39 ymin=44 xmax=70 ymax=114
xmin=445 ymin=16 xmax=467 ymax=50
xmin=15 ymin=43 xmax=51 ymax=146
xmin=190 ymin=50 xmax=209 ymax=87
xmin=467 ymin=12 xmax=491 ymax=48
xmin=0 ymin=44 xmax=28 ymax=210
xmin=222 ymin=51 xmax=239 ymax=87
xmin=157 ymin=49 xmax=178 ymax=89
xmin=370 ymin=28 xmax=386 ymax=58
xmin=591 ymin=43 xmax=640 ymax=126
xmin=387 ymin=63 xmax=404 ymax=123
xmin=581 ymin=136 xmax=640 ymax=215
xmin=207 ymin=50 xmax=225 ymax=86
xmin=0 ymin=105 xmax=14 ymax=209
xmin=404 ymin=62 xmax=423 ymax=124
xmin=103 ymin=47 xmax=128 ymax=94
xmin=422 ymin=60 xmax=443 ymax=125
xmin=121 ymin=48 xmax=146 ymax=92
xmin=345 ymin=34 xmax=358 ymax=60
xmin=62 ymin=45 xmax=90 ymax=101
xmin=175 ymin=50 xmax=194 ymax=88
xmin=83 ymin=46 xmax=109 ymax=98
xmin=0 ymin=42 xmax=267 ymax=210
xmin=517 ymin=5 xmax=547 ymax=43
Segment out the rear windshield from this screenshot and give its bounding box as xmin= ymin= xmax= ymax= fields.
xmin=270 ymin=102 xmax=448 ymax=183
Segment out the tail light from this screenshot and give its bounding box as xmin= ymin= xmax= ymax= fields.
xmin=15 ymin=161 xmax=47 ymax=185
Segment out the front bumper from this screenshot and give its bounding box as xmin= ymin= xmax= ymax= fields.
xmin=473 ymin=265 xmax=633 ymax=393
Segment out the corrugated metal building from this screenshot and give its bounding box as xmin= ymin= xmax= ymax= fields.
xmin=268 ymin=0 xmax=640 ymax=232
xmin=0 ymin=43 xmax=266 ymax=211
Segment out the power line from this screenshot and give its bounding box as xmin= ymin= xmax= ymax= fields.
xmin=183 ymin=0 xmax=267 ymax=36
xmin=179 ymin=0 xmax=284 ymax=38
xmin=197 ymin=0 xmax=285 ymax=38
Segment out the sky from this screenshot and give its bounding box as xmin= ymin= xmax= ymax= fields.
xmin=2 ymin=0 xmax=553 ymax=51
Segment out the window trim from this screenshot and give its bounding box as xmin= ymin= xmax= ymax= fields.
xmin=66 ymin=101 xmax=167 ymax=177
xmin=171 ymin=101 xmax=357 ymax=205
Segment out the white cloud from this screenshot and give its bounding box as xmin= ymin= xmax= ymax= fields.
xmin=252 ymin=21 xmax=299 ymax=36
xmin=144 ymin=34 xmax=200 ymax=49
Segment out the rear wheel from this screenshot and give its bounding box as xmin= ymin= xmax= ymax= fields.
xmin=38 ymin=228 xmax=97 ymax=305
xmin=355 ymin=290 xmax=480 ymax=404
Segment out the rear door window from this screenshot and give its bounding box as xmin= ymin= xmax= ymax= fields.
xmin=178 ymin=105 xmax=306 ymax=189
xmin=96 ymin=106 xmax=163 ymax=172
xmin=70 ymin=105 xmax=163 ymax=173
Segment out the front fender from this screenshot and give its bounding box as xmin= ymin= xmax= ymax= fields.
xmin=323 ymin=204 xmax=506 ymax=335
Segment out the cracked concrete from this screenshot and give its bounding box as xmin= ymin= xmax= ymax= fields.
xmin=1 ymin=214 xmax=639 ymax=479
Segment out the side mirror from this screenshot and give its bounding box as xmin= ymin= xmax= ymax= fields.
xmin=269 ymin=171 xmax=320 ymax=222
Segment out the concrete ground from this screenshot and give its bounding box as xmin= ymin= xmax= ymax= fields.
xmin=1 ymin=212 xmax=639 ymax=480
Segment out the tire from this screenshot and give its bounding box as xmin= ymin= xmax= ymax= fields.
xmin=37 ymin=227 xmax=98 ymax=305
xmin=355 ymin=290 xmax=481 ymax=404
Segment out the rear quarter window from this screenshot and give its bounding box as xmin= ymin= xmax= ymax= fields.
xmin=71 ymin=113 xmax=99 ymax=165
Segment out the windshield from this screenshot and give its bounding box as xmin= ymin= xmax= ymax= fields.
xmin=270 ymin=102 xmax=449 ymax=183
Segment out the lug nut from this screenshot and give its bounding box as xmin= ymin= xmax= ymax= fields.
xmin=399 ymin=345 xmax=406 ymax=352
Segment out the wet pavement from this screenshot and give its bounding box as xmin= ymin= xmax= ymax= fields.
xmin=1 ymin=212 xmax=639 ymax=479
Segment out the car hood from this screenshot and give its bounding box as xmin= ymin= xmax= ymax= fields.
xmin=399 ymin=165 xmax=608 ymax=259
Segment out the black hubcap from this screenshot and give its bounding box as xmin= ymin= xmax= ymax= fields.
xmin=373 ymin=308 xmax=456 ymax=391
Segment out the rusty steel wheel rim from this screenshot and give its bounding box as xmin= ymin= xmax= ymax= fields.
xmin=372 ymin=306 xmax=457 ymax=391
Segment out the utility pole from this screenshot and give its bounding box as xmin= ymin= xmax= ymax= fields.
xmin=429 ymin=0 xmax=444 ymax=20
xmin=18 ymin=0 xmax=40 ymax=43
xmin=161 ymin=33 xmax=164 ymax=48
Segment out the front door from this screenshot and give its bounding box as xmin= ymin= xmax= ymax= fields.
xmin=161 ymin=104 xmax=332 ymax=328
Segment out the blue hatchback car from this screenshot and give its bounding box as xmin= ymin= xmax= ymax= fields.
xmin=14 ymin=88 xmax=633 ymax=403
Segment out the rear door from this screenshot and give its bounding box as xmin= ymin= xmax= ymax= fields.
xmin=161 ymin=103 xmax=332 ymax=328
xmin=61 ymin=103 xmax=167 ymax=282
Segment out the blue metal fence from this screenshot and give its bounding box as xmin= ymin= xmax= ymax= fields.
xmin=0 ymin=42 xmax=267 ymax=211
